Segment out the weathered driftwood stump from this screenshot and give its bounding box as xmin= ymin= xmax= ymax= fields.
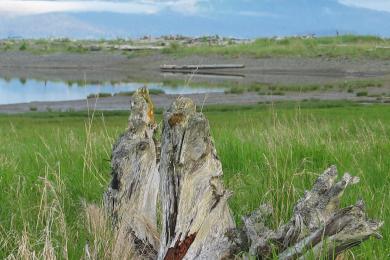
xmin=104 ymin=88 xmax=382 ymax=259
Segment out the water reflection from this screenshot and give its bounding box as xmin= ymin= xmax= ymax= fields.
xmin=0 ymin=78 xmax=224 ymax=105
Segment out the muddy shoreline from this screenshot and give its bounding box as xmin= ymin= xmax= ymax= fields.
xmin=1 ymin=92 xmax=387 ymax=114
xmin=1 ymin=51 xmax=390 ymax=113
xmin=1 ymin=51 xmax=390 ymax=85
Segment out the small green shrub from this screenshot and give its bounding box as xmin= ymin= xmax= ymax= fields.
xmin=87 ymin=93 xmax=112 ymax=99
xmin=162 ymin=79 xmax=179 ymax=88
xmin=356 ymin=91 xmax=368 ymax=97
xmin=338 ymin=80 xmax=384 ymax=90
xmin=19 ymin=42 xmax=27 ymax=51
xmin=368 ymin=94 xmax=382 ymax=98
xmin=4 ymin=44 xmax=11 ymax=51
xmin=248 ymin=83 xmax=268 ymax=92
xmin=162 ymin=42 xmax=180 ymax=54
xmin=113 ymin=91 xmax=135 ymax=97
xmin=275 ymin=38 xmax=291 ymax=45
xmin=225 ymin=87 xmax=244 ymax=94
xmin=258 ymin=91 xmax=285 ymax=96
xmin=67 ymin=44 xmax=87 ymax=53
xmin=149 ymin=89 xmax=165 ymax=95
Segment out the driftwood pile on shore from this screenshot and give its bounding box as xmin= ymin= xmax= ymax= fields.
xmin=103 ymin=88 xmax=382 ymax=259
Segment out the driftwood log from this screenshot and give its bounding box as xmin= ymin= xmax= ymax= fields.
xmin=160 ymin=64 xmax=245 ymax=71
xmin=104 ymin=88 xmax=382 ymax=259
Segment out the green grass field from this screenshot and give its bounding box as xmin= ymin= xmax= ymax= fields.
xmin=2 ymin=35 xmax=390 ymax=59
xmin=170 ymin=35 xmax=390 ymax=59
xmin=0 ymin=102 xmax=389 ymax=258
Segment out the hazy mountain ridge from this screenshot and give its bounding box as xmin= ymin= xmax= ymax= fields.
xmin=0 ymin=0 xmax=390 ymax=39
xmin=0 ymin=13 xmax=108 ymax=39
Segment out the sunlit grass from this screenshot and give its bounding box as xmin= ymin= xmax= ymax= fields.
xmin=2 ymin=35 xmax=390 ymax=59
xmin=172 ymin=35 xmax=390 ymax=59
xmin=0 ymin=102 xmax=389 ymax=258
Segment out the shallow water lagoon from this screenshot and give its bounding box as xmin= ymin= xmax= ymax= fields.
xmin=0 ymin=78 xmax=225 ymax=105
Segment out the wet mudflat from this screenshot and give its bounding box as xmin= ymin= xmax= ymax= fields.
xmin=1 ymin=51 xmax=390 ymax=113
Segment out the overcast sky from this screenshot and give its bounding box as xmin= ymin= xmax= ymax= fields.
xmin=0 ymin=0 xmax=390 ymax=38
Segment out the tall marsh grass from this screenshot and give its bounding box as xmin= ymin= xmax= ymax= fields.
xmin=0 ymin=103 xmax=389 ymax=258
xmin=174 ymin=35 xmax=390 ymax=59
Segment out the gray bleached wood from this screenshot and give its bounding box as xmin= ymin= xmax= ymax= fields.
xmin=104 ymin=88 xmax=382 ymax=259
xmin=104 ymin=88 xmax=160 ymax=258
xmin=158 ymin=97 xmax=235 ymax=260
xmin=237 ymin=166 xmax=383 ymax=259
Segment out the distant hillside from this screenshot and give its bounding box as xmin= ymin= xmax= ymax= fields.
xmin=0 ymin=13 xmax=107 ymax=39
xmin=1 ymin=0 xmax=390 ymax=39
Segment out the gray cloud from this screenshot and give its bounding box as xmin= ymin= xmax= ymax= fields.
xmin=0 ymin=0 xmax=200 ymax=16
xmin=338 ymin=0 xmax=390 ymax=13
